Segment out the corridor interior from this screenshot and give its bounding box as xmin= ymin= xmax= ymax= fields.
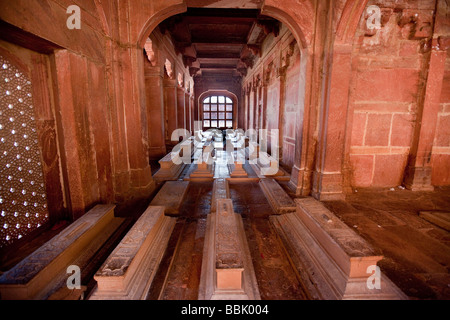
xmin=0 ymin=2 xmax=449 ymax=301
xmin=147 ymin=148 xmax=309 ymax=300
xmin=148 ymin=143 xmax=450 ymax=300
xmin=1 ymin=139 xmax=449 ymax=299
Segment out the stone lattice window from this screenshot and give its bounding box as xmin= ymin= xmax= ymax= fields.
xmin=0 ymin=55 xmax=49 ymax=248
xmin=202 ymin=96 xmax=233 ymax=129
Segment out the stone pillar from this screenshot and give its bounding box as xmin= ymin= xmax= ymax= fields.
xmin=192 ymin=94 xmax=196 ymax=132
xmin=311 ymin=44 xmax=353 ymax=201
xmin=52 ymin=50 xmax=99 ymax=218
xmin=118 ymin=45 xmax=155 ymax=204
xmin=187 ymin=95 xmax=192 ymax=133
xmin=252 ymin=75 xmax=261 ymax=132
xmin=244 ymin=84 xmax=251 ymax=131
xmin=287 ymin=34 xmax=317 ymax=196
xmin=164 ymin=79 xmax=178 ymax=145
xmin=277 ymin=64 xmax=287 ymax=164
xmin=404 ymin=42 xmax=447 ymax=191
xmin=145 ymin=62 xmax=166 ymax=160
xmin=256 ymin=84 xmax=263 ymax=132
xmin=289 ymin=0 xmax=367 ymax=199
xmin=250 ymin=84 xmax=257 ymax=130
xmin=102 ymin=40 xmax=156 ymax=208
xmin=177 ymin=86 xmax=186 ymax=130
xmin=241 ymin=90 xmax=245 ymax=131
xmin=104 ymin=39 xmax=130 ymax=208
xmin=185 ymin=92 xmax=191 ymax=132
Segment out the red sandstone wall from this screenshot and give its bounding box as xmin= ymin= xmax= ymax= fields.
xmin=0 ymin=0 xmax=447 ymax=228
xmin=145 ymin=28 xmax=194 ymax=154
xmin=432 ymin=47 xmax=450 ymax=186
xmin=52 ymin=50 xmax=113 ymax=216
xmin=0 ymin=1 xmax=119 ymax=219
xmin=431 ymin=0 xmax=450 ymax=186
xmin=348 ymin=0 xmax=444 ymax=188
xmin=0 ymin=0 xmax=165 ymax=218
xmin=243 ymin=25 xmax=302 ymax=171
xmin=194 ymin=77 xmax=242 ymax=129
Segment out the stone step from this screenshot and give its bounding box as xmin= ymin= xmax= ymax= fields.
xmin=89 ymin=206 xmax=175 ymax=300
xmin=150 ymin=181 xmax=190 ymax=215
xmin=199 ymin=199 xmax=260 ymax=300
xmin=270 ymin=197 xmax=408 ymax=300
xmin=259 ymin=178 xmax=296 ymax=214
xmin=0 ymin=204 xmax=123 ymax=300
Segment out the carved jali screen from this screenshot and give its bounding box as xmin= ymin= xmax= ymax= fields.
xmin=0 ymin=54 xmax=49 ymax=248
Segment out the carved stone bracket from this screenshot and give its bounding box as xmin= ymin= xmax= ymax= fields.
xmin=183 ymin=55 xmax=197 ymax=68
xmin=277 ymin=41 xmax=296 ymax=78
xmin=256 ymin=19 xmax=280 ymax=38
xmin=247 ymin=44 xmax=261 ymax=57
xmin=253 ymin=73 xmax=261 ymax=89
xmin=245 ymin=82 xmax=252 ymax=96
xmin=398 ymin=9 xmax=434 ymax=40
xmin=263 ymin=61 xmax=274 ymax=85
xmin=144 ymin=40 xmax=157 ymax=66
xmin=189 ymin=67 xmax=200 ymax=77
xmin=241 ymin=55 xmax=255 ymax=69
xmin=164 ymin=59 xmax=174 ymax=79
xmin=237 ymin=61 xmax=248 ymax=77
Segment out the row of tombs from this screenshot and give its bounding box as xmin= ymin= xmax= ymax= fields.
xmin=0 ymin=130 xmax=408 ymax=300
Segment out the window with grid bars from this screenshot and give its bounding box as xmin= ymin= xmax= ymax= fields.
xmin=202 ymin=96 xmax=233 ymax=129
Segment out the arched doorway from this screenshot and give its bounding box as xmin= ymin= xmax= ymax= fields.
xmin=136 ymin=1 xmax=314 ymax=194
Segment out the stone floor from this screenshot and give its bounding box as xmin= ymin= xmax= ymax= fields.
xmin=322 ymin=186 xmax=450 ymax=300
xmin=229 ymin=182 xmax=308 ymax=299
xmin=2 ymin=149 xmax=449 ymax=300
xmin=148 ymin=181 xmax=211 ymax=300
xmin=147 ymin=180 xmax=308 ymax=300
xmin=146 ymin=150 xmax=308 ymax=299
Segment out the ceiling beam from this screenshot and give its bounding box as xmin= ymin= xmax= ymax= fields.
xmin=191 ymin=38 xmax=248 ymax=44
xmin=184 ymin=7 xmax=260 ymax=18
xmin=196 ymin=52 xmax=241 ymax=59
xmin=193 ymin=42 xmax=246 ymax=47
xmin=182 ymin=16 xmax=256 ymax=25
xmin=197 ymin=57 xmax=240 ymax=63
xmin=200 ymin=66 xmax=237 ymax=70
